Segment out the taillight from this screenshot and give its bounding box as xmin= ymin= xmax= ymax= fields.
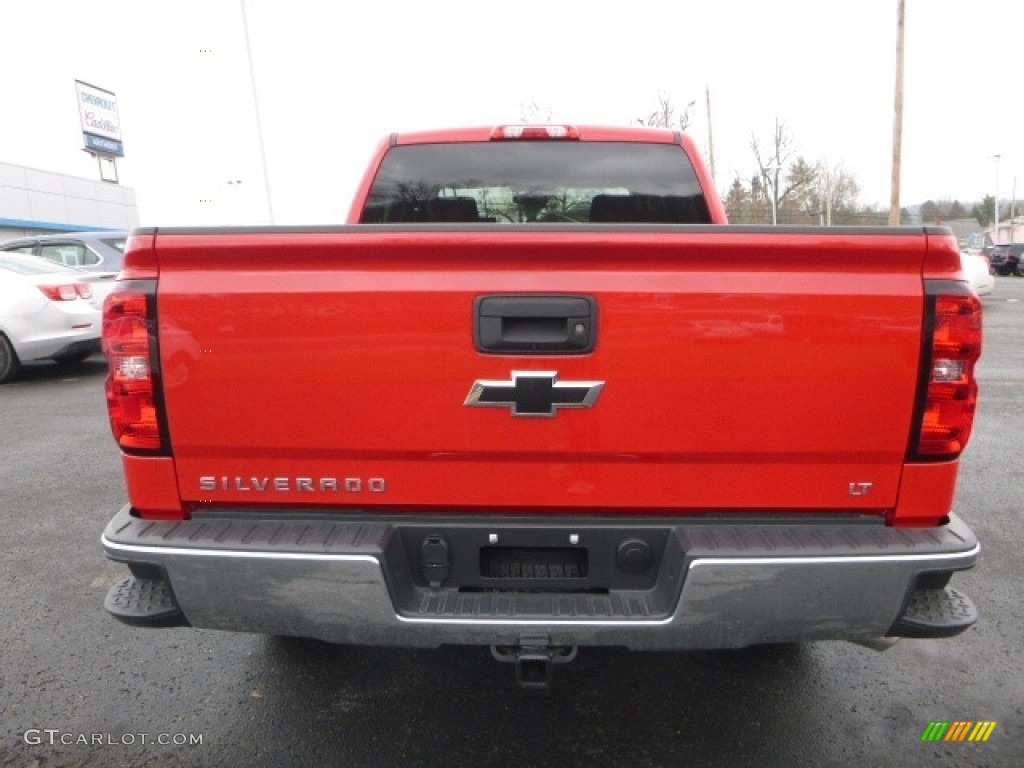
xmin=103 ymin=282 xmax=167 ymax=453
xmin=490 ymin=124 xmax=580 ymax=140
xmin=38 ymin=283 xmax=92 ymax=301
xmin=909 ymin=281 xmax=982 ymax=460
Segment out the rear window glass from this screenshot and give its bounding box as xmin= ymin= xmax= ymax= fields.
xmin=361 ymin=141 xmax=711 ymax=224
xmin=1 ymin=244 xmax=36 ymax=255
xmin=40 ymin=242 xmax=96 ymax=267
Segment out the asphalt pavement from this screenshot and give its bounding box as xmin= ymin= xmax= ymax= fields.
xmin=1 ymin=277 xmax=1022 ymax=767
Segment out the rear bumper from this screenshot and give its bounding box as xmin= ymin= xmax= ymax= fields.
xmin=101 ymin=506 xmax=980 ymax=649
xmin=18 ymin=331 xmax=100 ymax=363
xmin=51 ymin=338 xmax=102 ymax=360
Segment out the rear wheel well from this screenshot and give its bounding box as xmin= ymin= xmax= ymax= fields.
xmin=53 ymin=349 xmax=94 ymax=365
xmin=0 ymin=332 xmax=22 ymax=384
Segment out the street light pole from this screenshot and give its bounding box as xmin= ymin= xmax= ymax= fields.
xmin=241 ymin=0 xmax=275 ymax=225
xmin=227 ymin=180 xmax=243 ymax=224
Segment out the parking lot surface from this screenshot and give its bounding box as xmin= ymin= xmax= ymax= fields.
xmin=2 ymin=278 xmax=1022 ymax=767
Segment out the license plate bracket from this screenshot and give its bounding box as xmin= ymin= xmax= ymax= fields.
xmin=480 ymin=546 xmax=588 ymax=580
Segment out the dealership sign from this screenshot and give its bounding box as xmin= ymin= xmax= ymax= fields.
xmin=75 ymin=80 xmax=124 ymax=157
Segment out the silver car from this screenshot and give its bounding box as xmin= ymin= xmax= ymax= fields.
xmin=1 ymin=230 xmax=129 ymax=311
xmin=0 ymin=230 xmax=128 ymax=273
xmin=0 ymin=252 xmax=102 ymax=383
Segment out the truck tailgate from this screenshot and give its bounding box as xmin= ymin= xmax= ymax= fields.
xmin=155 ymin=228 xmax=926 ymax=513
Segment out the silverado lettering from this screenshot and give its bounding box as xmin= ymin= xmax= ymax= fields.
xmin=100 ymin=124 xmax=983 ymax=689
xmin=198 ymin=477 xmax=388 ymax=493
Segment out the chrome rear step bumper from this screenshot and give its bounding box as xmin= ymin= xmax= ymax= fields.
xmin=101 ymin=506 xmax=980 ymax=649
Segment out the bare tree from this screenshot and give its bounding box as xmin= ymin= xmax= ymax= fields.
xmin=519 ymin=100 xmax=554 ymax=124
xmin=788 ymin=161 xmax=860 ymax=225
xmin=728 ymin=144 xmax=866 ymax=226
xmin=726 ymin=119 xmax=879 ymax=226
xmin=636 ymin=91 xmax=695 ymax=131
xmin=751 ymin=119 xmax=809 ymax=225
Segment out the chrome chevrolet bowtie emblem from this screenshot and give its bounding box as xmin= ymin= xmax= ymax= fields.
xmin=464 ymin=371 xmax=605 ymax=417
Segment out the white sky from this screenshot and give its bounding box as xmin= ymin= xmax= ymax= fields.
xmin=1 ymin=0 xmax=1021 ymax=226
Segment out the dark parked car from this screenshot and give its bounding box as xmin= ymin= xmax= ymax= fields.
xmin=988 ymin=243 xmax=1023 ymax=276
xmin=0 ymin=230 xmax=129 ymax=275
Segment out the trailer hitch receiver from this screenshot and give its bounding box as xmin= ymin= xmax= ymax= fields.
xmin=491 ymin=634 xmax=578 ymax=689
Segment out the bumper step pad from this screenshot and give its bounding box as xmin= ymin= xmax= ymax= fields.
xmin=105 ymin=576 xmax=188 ymax=628
xmin=889 ymin=587 xmax=977 ymax=639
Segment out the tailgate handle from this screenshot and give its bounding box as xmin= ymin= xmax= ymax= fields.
xmin=475 ymin=295 xmax=597 ymax=354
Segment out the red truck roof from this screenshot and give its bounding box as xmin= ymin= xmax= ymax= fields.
xmin=391 ymin=125 xmax=684 ymax=144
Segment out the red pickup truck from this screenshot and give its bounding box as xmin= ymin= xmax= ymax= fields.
xmin=101 ymin=125 xmax=982 ymax=687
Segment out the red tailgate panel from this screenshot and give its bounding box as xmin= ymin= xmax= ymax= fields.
xmin=156 ymin=229 xmax=925 ymax=513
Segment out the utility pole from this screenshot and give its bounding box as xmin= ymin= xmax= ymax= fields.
xmin=889 ymin=0 xmax=905 ymax=226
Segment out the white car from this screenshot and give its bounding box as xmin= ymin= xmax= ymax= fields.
xmin=960 ymin=250 xmax=994 ymax=296
xmin=1 ymin=231 xmax=128 ymax=311
xmin=0 ymin=252 xmax=102 ymax=383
